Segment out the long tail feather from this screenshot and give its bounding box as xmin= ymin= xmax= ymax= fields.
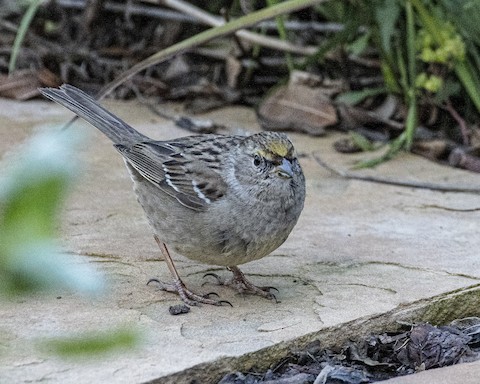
xmin=39 ymin=84 xmax=148 ymax=145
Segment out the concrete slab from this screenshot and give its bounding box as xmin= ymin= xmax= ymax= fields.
xmin=0 ymin=97 xmax=479 ymax=383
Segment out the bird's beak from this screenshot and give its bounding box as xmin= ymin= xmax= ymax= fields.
xmin=273 ymin=158 xmax=294 ymax=179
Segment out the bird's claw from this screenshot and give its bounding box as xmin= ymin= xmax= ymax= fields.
xmin=203 ymin=267 xmax=280 ymax=302
xmin=147 ymin=277 xmax=230 ymax=306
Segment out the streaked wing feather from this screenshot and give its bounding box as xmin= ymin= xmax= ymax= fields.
xmin=115 ymin=141 xmax=227 ymax=211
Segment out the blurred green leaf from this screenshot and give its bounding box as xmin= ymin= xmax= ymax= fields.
xmin=0 ymin=129 xmax=104 ymax=297
xmin=347 ymin=31 xmax=371 ymax=55
xmin=440 ymin=0 xmax=480 ymax=46
xmin=2 ymin=173 xmax=64 ymax=244
xmin=380 ymin=60 xmax=401 ymax=93
xmin=433 ymin=79 xmax=461 ymax=104
xmin=375 ymin=0 xmax=401 ymax=55
xmin=349 ymin=131 xmax=376 ymax=151
xmin=336 ymin=87 xmax=386 ymax=105
xmin=315 ymin=0 xmax=347 ymax=21
xmin=42 ymin=328 xmax=139 ymax=358
xmin=0 ymin=243 xmax=103 ymax=296
xmin=8 ymin=0 xmax=42 ymax=73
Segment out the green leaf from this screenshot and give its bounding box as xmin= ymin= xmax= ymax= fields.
xmin=433 ymin=79 xmax=461 ymax=104
xmin=349 ymin=131 xmax=376 ymax=152
xmin=375 ymin=0 xmax=401 ymax=54
xmin=0 ymin=131 xmax=78 ymax=247
xmin=8 ymin=0 xmax=42 ymax=73
xmin=0 ymin=243 xmax=104 ymax=296
xmin=0 ymin=129 xmax=104 ymax=297
xmin=42 ymin=328 xmax=139 ymax=358
xmin=336 ymin=87 xmax=386 ymax=105
xmin=315 ymin=1 xmax=346 ymax=21
xmin=2 ymin=174 xmax=64 ymax=242
xmin=347 ymin=31 xmax=372 ymax=56
xmin=440 ymin=0 xmax=480 ymax=46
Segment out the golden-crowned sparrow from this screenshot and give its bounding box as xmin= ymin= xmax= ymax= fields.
xmin=40 ymin=85 xmax=305 ymax=306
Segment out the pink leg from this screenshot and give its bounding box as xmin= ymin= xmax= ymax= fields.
xmin=148 ymin=235 xmax=230 ymax=306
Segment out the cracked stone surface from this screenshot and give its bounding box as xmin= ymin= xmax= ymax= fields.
xmin=1 ymin=97 xmax=479 ymax=383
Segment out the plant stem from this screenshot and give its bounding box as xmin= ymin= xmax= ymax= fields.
xmin=404 ymin=0 xmax=417 ymax=150
xmin=8 ymin=0 xmax=42 ymax=74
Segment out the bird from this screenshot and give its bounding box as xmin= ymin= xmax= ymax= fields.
xmin=40 ymin=84 xmax=305 ymax=306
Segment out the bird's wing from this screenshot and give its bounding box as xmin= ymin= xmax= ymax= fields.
xmin=115 ymin=140 xmax=228 ymax=211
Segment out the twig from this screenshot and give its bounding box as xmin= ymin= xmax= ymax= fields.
xmin=56 ymin=0 xmax=198 ymax=23
xmin=82 ymin=0 xmax=107 ymax=32
xmin=0 ymin=19 xmax=19 ymax=33
xmin=313 ymin=152 xmax=480 ymax=194
xmin=128 ymin=84 xmax=224 ymax=134
xmin=156 ymin=0 xmax=319 ymax=56
xmin=444 ymin=99 xmax=470 ymax=146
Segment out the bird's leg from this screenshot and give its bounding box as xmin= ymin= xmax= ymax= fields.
xmin=205 ymin=266 xmax=278 ymax=302
xmin=148 ymin=235 xmax=230 ymax=306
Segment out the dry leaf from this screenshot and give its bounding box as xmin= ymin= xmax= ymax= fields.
xmin=257 ymin=71 xmax=338 ymax=136
xmin=0 ymin=68 xmax=61 ymax=100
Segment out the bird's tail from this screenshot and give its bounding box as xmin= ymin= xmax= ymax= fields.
xmin=39 ymin=84 xmax=148 ymax=145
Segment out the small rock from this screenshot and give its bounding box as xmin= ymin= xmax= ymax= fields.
xmin=169 ymin=304 xmax=190 ymax=315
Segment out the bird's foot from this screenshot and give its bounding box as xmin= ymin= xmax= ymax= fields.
xmin=150 ymin=236 xmax=232 ymax=307
xmin=204 ymin=266 xmax=279 ymax=302
xmin=147 ymin=278 xmax=232 ymax=307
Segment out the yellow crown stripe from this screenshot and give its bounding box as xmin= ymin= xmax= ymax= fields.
xmin=258 ymin=141 xmax=290 ymax=158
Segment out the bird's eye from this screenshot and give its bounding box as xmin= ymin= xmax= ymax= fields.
xmin=253 ymin=154 xmax=262 ymax=167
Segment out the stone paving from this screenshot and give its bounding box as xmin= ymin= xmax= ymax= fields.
xmin=0 ymin=97 xmax=479 ymax=383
